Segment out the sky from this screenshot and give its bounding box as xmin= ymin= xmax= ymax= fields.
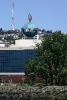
xmin=0 ymin=0 xmax=67 ymax=33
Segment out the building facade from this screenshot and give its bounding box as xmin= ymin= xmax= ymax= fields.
xmin=0 ymin=49 xmax=36 ymax=82
xmin=0 ymin=14 xmax=41 ymax=82
xmin=0 ymin=50 xmax=36 ymax=73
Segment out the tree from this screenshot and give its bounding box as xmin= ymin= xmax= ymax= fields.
xmin=25 ymin=59 xmax=49 ymax=84
xmin=36 ymin=33 xmax=67 ymax=85
xmin=25 ymin=59 xmax=37 ymax=83
xmin=25 ymin=33 xmax=67 ymax=85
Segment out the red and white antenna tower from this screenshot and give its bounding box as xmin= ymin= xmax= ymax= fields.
xmin=11 ymin=1 xmax=15 ymax=30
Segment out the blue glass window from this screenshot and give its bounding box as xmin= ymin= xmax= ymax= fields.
xmin=0 ymin=50 xmax=36 ymax=72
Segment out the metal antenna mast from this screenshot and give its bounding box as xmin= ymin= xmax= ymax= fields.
xmin=11 ymin=1 xmax=15 ymax=30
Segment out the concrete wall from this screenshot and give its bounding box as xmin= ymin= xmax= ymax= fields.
xmin=15 ymin=39 xmax=41 ymax=48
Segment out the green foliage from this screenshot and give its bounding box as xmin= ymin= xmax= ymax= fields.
xmin=25 ymin=33 xmax=67 ymax=85
xmin=25 ymin=59 xmax=37 ymax=75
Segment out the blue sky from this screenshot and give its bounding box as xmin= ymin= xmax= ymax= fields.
xmin=0 ymin=0 xmax=67 ymax=33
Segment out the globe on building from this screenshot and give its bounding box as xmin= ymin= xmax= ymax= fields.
xmin=22 ymin=13 xmax=37 ymax=37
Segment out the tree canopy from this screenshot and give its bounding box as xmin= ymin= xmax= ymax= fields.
xmin=25 ymin=33 xmax=67 ymax=85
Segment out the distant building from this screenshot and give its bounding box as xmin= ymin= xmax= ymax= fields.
xmin=0 ymin=14 xmax=41 ymax=82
